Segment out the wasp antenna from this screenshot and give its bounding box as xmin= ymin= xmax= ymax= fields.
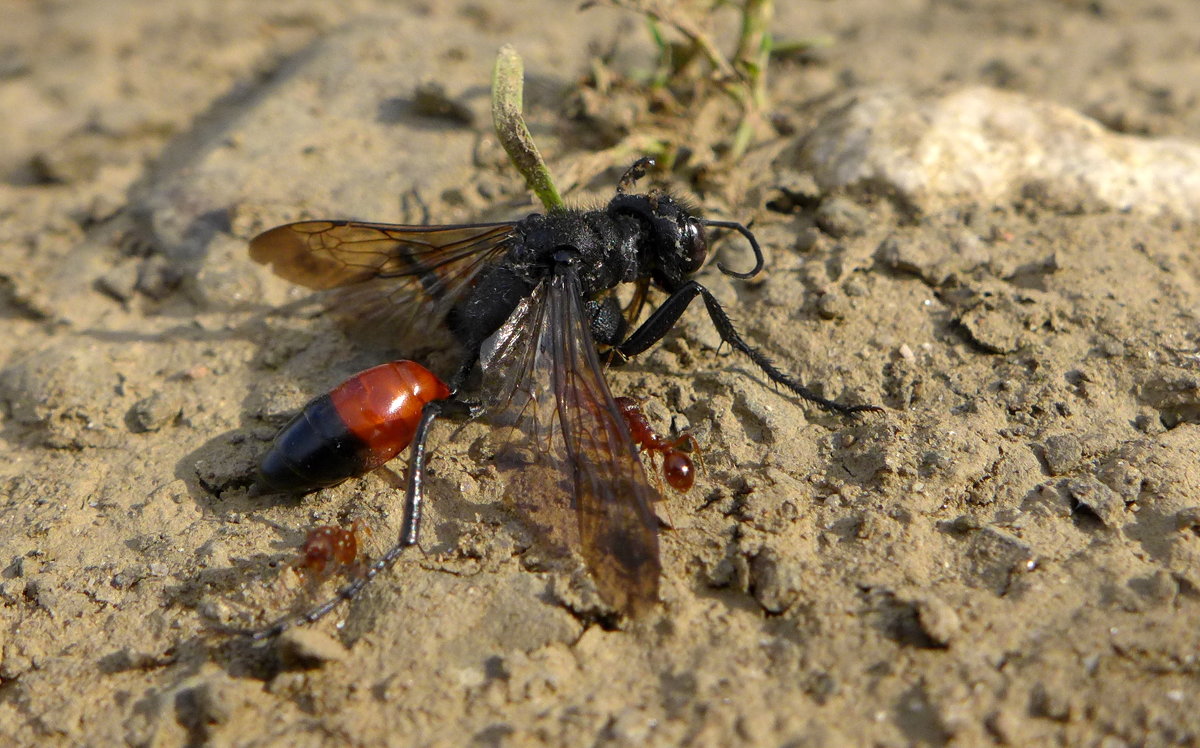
xmin=617 ymin=157 xmax=656 ymax=194
xmin=706 ymin=220 xmax=763 ymax=279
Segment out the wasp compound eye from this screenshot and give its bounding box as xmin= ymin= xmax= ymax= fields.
xmin=680 ymin=219 xmax=707 ymax=275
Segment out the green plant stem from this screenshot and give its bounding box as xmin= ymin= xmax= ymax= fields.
xmin=491 ymin=45 xmax=563 ymax=212
xmin=734 ymin=0 xmax=772 ymax=111
xmin=729 ymin=0 xmax=773 ymax=159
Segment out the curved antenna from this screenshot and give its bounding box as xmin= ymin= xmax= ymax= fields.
xmin=705 ymin=219 xmax=764 ymax=279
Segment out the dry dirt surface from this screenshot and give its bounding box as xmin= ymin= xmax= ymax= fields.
xmin=2 ymin=1 xmax=1199 ymax=746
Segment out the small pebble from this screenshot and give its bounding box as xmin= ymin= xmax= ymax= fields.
xmin=1066 ymin=477 xmax=1124 ymax=527
xmin=128 ymin=391 xmax=182 ymax=432
xmin=815 ymin=196 xmax=871 ymax=238
xmin=1176 ymin=507 xmax=1200 ymax=533
xmin=1041 ymin=434 xmax=1083 ymax=475
xmin=914 ymin=595 xmax=960 ymax=647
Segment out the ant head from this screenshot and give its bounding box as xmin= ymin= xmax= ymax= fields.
xmin=607 ymin=192 xmax=709 ymax=288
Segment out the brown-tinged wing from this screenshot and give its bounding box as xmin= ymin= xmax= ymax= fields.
xmin=250 ymin=220 xmax=516 ymax=327
xmin=482 ymin=263 xmax=661 ymax=617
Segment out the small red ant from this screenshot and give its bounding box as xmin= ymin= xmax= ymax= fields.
xmin=292 ymin=520 xmax=367 ymax=581
xmin=614 ymin=396 xmax=702 ymax=493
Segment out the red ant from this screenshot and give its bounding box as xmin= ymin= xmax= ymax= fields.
xmin=614 ymin=396 xmax=702 ymax=493
xmin=292 ymin=520 xmax=368 ymax=581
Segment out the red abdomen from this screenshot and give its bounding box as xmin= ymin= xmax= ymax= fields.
xmin=329 ymin=361 xmax=450 ymax=469
xmin=257 ymin=361 xmax=450 ymax=494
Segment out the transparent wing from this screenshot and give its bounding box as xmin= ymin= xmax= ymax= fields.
xmin=482 ymin=264 xmax=661 ymax=617
xmin=250 ymin=220 xmax=516 ymax=329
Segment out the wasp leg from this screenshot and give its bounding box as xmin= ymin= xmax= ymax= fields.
xmin=401 ymin=349 xmax=486 ymax=548
xmin=399 ymin=398 xmax=479 ymax=544
xmin=586 ymin=294 xmax=628 ymax=348
xmin=240 ymin=397 xmax=480 ymax=640
xmin=616 ymin=281 xmax=880 ymax=416
xmin=448 ymin=352 xmax=480 ymax=393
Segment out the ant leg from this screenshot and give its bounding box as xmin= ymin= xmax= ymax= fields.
xmin=616 ymin=281 xmax=880 ymax=416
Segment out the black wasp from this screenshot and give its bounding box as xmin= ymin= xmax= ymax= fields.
xmin=247 ymin=158 xmax=876 ymax=636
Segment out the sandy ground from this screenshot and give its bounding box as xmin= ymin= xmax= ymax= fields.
xmin=2 ymin=1 xmax=1199 ymax=745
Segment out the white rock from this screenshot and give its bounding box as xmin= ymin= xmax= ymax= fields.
xmin=797 ymin=86 xmax=1200 ymax=220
